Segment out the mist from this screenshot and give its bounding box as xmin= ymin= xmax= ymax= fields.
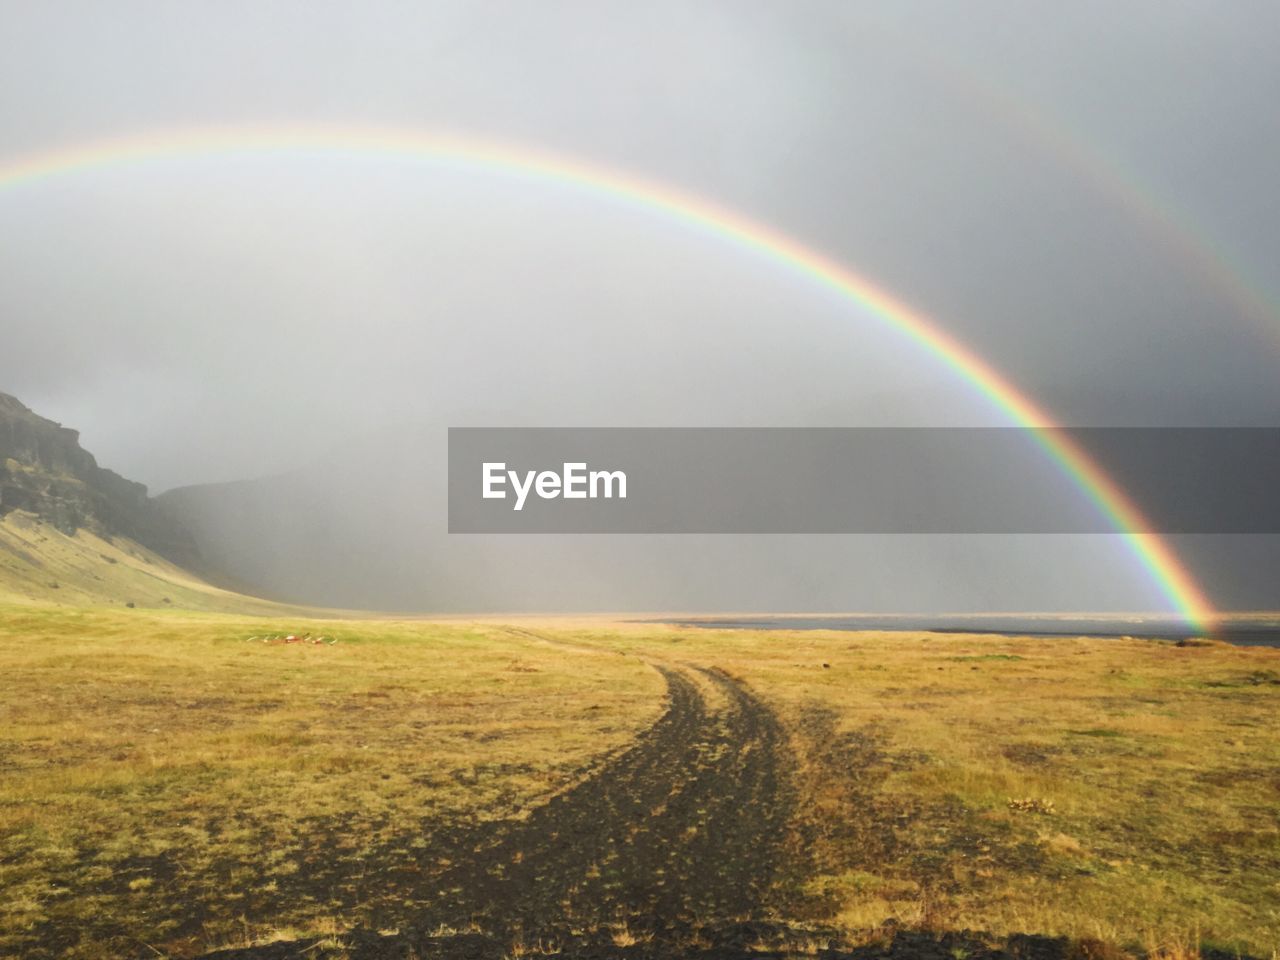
xmin=2 ymin=1 xmax=1278 ymax=612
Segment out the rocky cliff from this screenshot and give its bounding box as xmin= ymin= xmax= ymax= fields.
xmin=0 ymin=391 xmax=199 ymax=564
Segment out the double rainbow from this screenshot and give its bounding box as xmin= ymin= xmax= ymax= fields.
xmin=0 ymin=125 xmax=1217 ymax=632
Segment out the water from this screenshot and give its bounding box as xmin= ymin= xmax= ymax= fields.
xmin=651 ymin=614 xmax=1280 ymax=647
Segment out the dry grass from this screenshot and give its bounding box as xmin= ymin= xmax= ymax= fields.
xmin=2 ymin=604 xmax=1278 ymax=957
xmin=528 ymin=621 xmax=1280 ymax=957
xmin=0 ymin=512 xmax=302 ymax=613
xmin=0 ymin=605 xmax=661 ymax=957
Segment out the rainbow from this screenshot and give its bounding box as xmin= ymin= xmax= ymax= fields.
xmin=0 ymin=125 xmax=1217 ymax=631
xmin=871 ymin=15 xmax=1280 ymax=351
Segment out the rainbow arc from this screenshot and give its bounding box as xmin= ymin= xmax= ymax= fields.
xmin=0 ymin=125 xmax=1217 ymax=632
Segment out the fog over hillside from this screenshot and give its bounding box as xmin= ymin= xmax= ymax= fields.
xmin=152 ymin=425 xmax=1278 ymax=613
xmin=2 ymin=1 xmax=1279 ymax=613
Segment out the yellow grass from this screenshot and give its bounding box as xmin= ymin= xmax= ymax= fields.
xmin=0 ymin=512 xmax=301 ymax=613
xmin=1 ymin=602 xmax=1278 ymax=957
xmin=0 ymin=605 xmax=661 ymax=956
xmin=525 ymin=621 xmax=1280 ymax=956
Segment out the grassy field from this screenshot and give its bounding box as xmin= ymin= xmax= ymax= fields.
xmin=1 ymin=602 xmax=1277 ymax=958
xmin=0 ymin=605 xmax=662 ymax=957
xmin=544 ymin=621 xmax=1280 ymax=956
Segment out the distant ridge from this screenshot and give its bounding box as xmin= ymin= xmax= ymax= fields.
xmin=0 ymin=391 xmax=288 ymax=612
xmin=0 ymin=391 xmax=196 ymax=560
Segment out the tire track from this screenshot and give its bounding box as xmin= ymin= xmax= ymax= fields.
xmin=201 ymin=660 xmax=795 ymax=957
xmin=410 ymin=664 xmax=794 ymax=943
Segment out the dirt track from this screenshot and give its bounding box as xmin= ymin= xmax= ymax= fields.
xmin=202 ymin=661 xmax=797 ymax=958
xmin=196 ymin=659 xmax=1147 ymax=960
xmin=413 ymin=665 xmax=794 ymax=941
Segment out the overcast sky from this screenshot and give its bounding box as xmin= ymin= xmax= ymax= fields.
xmin=1 ymin=1 xmax=1277 ymax=611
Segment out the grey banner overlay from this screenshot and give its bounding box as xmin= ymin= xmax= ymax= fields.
xmin=448 ymin=428 xmax=1280 ymax=534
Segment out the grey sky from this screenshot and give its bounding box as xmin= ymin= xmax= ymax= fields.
xmin=1 ymin=1 xmax=1277 ymax=611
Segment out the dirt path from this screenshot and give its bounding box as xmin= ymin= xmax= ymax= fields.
xmin=202 ymin=661 xmax=796 ymax=957
xmin=196 ymin=656 xmax=1107 ymax=960
xmin=409 ymin=664 xmax=793 ymax=943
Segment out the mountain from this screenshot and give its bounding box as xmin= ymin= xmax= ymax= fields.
xmin=0 ymin=392 xmax=285 ymax=612
xmin=154 ymin=426 xmax=1194 ymax=615
xmin=0 ymin=392 xmax=197 ymax=556
xmin=12 ymin=395 xmax=1273 ymax=614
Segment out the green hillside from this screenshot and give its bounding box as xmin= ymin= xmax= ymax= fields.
xmin=0 ymin=510 xmax=296 ymax=615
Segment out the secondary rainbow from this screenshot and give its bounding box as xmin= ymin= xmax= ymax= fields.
xmin=856 ymin=13 xmax=1280 ymax=351
xmin=0 ymin=124 xmax=1217 ymax=631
